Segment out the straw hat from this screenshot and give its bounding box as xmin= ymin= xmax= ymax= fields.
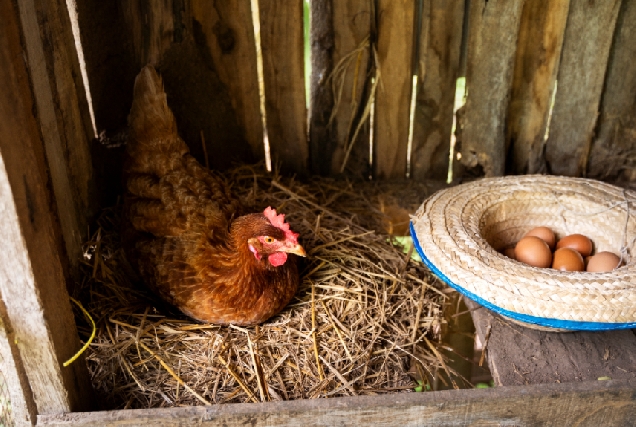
xmin=410 ymin=175 xmax=636 ymax=331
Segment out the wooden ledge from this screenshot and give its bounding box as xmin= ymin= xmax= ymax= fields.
xmin=39 ymin=378 xmax=636 ymax=426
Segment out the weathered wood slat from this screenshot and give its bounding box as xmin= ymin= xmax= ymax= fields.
xmin=308 ymin=0 xmax=337 ymax=176
xmin=588 ymin=0 xmax=636 ymax=182
xmin=329 ymin=0 xmax=372 ymax=177
xmin=545 ymin=0 xmax=622 ymax=177
xmin=1 ymin=0 xmax=93 ymax=417
xmin=460 ymin=0 xmax=525 ymax=177
xmin=121 ymin=1 xmax=175 ymax=69
xmin=373 ymin=0 xmax=415 ymax=180
xmin=0 ymin=298 xmax=36 ymax=425
xmin=18 ymin=0 xmax=96 ymax=273
xmin=507 ymin=0 xmax=570 ymax=175
xmin=40 ymin=378 xmax=636 ymax=426
xmin=189 ymin=1 xmax=264 ymax=161
xmin=466 ymin=299 xmax=636 ymax=387
xmin=258 ymin=0 xmax=308 ymax=174
xmin=411 ymin=0 xmax=464 ymax=181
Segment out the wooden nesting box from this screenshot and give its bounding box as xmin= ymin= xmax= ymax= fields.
xmin=0 ymin=0 xmax=635 ymax=425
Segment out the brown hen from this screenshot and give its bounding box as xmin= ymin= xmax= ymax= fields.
xmin=122 ymin=65 xmax=305 ymax=326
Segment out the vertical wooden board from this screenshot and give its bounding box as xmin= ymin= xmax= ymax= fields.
xmin=189 ymin=1 xmax=264 ymax=160
xmin=19 ymin=0 xmax=97 ymax=274
xmin=461 ymin=0 xmax=525 ymax=177
xmin=0 ymin=299 xmax=37 ymax=426
xmin=411 ymin=0 xmax=464 ymax=181
xmin=545 ymin=0 xmax=622 ymax=177
xmin=259 ymin=0 xmax=308 ymax=174
xmin=373 ymin=0 xmax=415 ymax=180
xmin=308 ymin=0 xmax=337 ymax=176
xmin=329 ymin=0 xmax=372 ymax=177
xmin=1 ymin=0 xmax=92 ymax=415
xmin=120 ymin=0 xmax=176 ymax=69
xmin=507 ymin=0 xmax=570 ymax=175
xmin=588 ymin=0 xmax=636 ymax=181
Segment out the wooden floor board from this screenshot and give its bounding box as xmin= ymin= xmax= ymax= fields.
xmin=466 ymin=298 xmax=636 ymax=387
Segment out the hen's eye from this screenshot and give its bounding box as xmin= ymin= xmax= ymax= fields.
xmin=264 ymin=236 xmax=275 ymax=243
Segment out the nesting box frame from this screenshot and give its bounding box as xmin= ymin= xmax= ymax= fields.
xmin=1 ymin=0 xmax=635 ymax=425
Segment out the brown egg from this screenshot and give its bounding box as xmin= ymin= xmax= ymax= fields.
xmin=552 ymin=248 xmax=584 ymax=271
xmin=556 ymin=234 xmax=593 ymax=257
xmin=515 ymin=236 xmax=552 ymax=268
xmin=524 ymin=227 xmax=556 ymax=250
xmin=503 ymin=246 xmax=516 ymax=260
xmin=586 ymin=251 xmax=621 ymax=272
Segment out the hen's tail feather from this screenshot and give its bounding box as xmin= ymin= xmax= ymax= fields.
xmin=128 ymin=65 xmax=184 ymax=150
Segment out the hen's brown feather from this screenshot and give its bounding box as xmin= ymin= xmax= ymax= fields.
xmin=123 ymin=66 xmax=303 ymax=325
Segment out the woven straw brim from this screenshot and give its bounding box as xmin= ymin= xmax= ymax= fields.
xmin=411 ymin=175 xmax=636 ymax=331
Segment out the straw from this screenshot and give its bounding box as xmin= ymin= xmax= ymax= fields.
xmin=76 ymin=164 xmax=450 ymax=408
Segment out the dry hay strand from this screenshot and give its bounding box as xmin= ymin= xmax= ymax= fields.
xmin=73 ymin=165 xmax=453 ymax=409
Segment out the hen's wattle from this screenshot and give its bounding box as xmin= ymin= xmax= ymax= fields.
xmin=122 ymin=65 xmax=305 ymax=326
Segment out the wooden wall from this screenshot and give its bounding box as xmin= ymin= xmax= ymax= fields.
xmin=71 ymin=0 xmax=636 ymax=185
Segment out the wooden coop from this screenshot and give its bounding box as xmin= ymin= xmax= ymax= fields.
xmin=1 ymin=0 xmax=635 ymax=425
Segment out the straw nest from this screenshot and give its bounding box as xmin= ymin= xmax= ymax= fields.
xmin=73 ymin=165 xmax=456 ymax=409
xmin=411 ymin=175 xmax=636 ymax=331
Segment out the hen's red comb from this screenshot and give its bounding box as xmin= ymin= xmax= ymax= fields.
xmin=264 ymin=207 xmax=299 ymax=243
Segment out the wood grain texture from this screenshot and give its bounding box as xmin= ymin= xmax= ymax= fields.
xmin=259 ymin=0 xmax=308 ymax=174
xmin=461 ymin=0 xmax=525 ymax=177
xmin=121 ymin=1 xmax=175 ymax=69
xmin=373 ymin=0 xmax=415 ymax=180
xmin=507 ymin=0 xmax=570 ymax=175
xmin=329 ymin=0 xmax=372 ymax=177
xmin=0 ymin=296 xmax=37 ymax=426
xmin=545 ymin=0 xmax=622 ymax=177
xmin=588 ymin=0 xmax=636 ymax=182
xmin=466 ymin=299 xmax=636 ymax=387
xmin=1 ymin=0 xmax=93 ymax=415
xmin=189 ymin=1 xmax=264 ymax=161
xmin=18 ymin=0 xmax=96 ymax=274
xmin=411 ymin=0 xmax=464 ymax=181
xmin=40 ymin=379 xmax=636 ymax=426
xmin=308 ymin=0 xmax=337 ymax=176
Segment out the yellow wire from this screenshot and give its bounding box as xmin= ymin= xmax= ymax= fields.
xmin=63 ymin=297 xmax=96 ymax=367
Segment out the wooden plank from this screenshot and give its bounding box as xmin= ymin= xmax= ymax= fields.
xmin=0 ymin=298 xmax=37 ymax=426
xmin=411 ymin=0 xmax=464 ymax=181
xmin=189 ymin=1 xmax=264 ymax=161
xmin=18 ymin=0 xmax=97 ymax=273
xmin=40 ymin=379 xmax=636 ymax=426
xmin=545 ymin=0 xmax=622 ymax=177
xmin=506 ymin=0 xmax=570 ymax=174
xmin=373 ymin=0 xmax=415 ymax=180
xmin=120 ymin=1 xmax=175 ymax=69
xmin=588 ymin=0 xmax=636 ymax=182
xmin=329 ymin=0 xmax=372 ymax=177
xmin=258 ymin=0 xmax=308 ymax=174
xmin=466 ymin=299 xmax=636 ymax=387
xmin=308 ymin=0 xmax=338 ymax=176
xmin=0 ymin=0 xmax=93 ymax=416
xmin=460 ymin=0 xmax=525 ymax=177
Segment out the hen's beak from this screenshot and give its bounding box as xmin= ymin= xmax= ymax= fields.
xmin=286 ymin=243 xmax=306 ymax=257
